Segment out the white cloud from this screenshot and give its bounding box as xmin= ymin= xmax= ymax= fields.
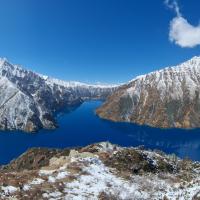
xmin=169 ymin=17 xmax=200 ymax=48
xmin=165 ymin=0 xmax=200 ymax=48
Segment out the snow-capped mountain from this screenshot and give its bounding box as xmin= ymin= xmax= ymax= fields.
xmin=96 ymin=56 xmax=200 ymax=128
xmin=0 ymin=58 xmax=117 ymax=132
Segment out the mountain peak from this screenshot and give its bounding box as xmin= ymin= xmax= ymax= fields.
xmin=0 ymin=57 xmax=8 ymax=66
xmin=129 ymin=56 xmax=200 ymax=83
xmin=190 ymin=55 xmax=200 ymax=60
xmin=184 ymin=55 xmax=200 ymax=64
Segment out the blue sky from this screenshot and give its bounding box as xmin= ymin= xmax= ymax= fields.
xmin=0 ymin=0 xmax=199 ymax=84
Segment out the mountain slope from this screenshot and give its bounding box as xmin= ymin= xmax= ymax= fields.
xmin=97 ymin=56 xmax=200 ymax=128
xmin=0 ymin=58 xmax=117 ymax=132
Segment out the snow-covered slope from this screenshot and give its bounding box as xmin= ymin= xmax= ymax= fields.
xmin=97 ymin=56 xmax=200 ymax=128
xmin=0 ymin=58 xmax=117 ymax=132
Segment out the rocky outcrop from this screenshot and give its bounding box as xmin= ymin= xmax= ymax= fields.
xmin=0 ymin=142 xmax=199 ymax=199
xmin=0 ymin=58 xmax=117 ymax=132
xmin=97 ymin=56 xmax=200 ymax=128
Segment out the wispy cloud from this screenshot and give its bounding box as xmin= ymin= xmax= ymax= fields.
xmin=165 ymin=0 xmax=200 ymax=48
xmin=164 ymin=0 xmax=181 ymax=17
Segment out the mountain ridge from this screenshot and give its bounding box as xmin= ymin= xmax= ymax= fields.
xmin=129 ymin=56 xmax=200 ymax=83
xmin=96 ymin=56 xmax=200 ymax=128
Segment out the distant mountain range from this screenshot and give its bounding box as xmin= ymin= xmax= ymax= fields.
xmin=0 ymin=58 xmax=117 ymax=132
xmin=97 ymin=56 xmax=200 ymax=128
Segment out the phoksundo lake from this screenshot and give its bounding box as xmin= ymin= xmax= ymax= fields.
xmin=1 ymin=100 xmax=200 ymax=164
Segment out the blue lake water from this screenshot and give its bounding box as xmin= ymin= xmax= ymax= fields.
xmin=1 ymin=100 xmax=200 ymax=164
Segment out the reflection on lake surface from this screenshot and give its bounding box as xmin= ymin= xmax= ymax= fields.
xmin=1 ymin=100 xmax=200 ymax=164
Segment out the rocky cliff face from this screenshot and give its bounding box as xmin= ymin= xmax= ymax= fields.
xmin=0 ymin=58 xmax=117 ymax=132
xmin=97 ymin=56 xmax=200 ymax=128
xmin=0 ymin=142 xmax=199 ymax=199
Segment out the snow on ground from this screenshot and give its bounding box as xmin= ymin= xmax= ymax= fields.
xmin=0 ymin=142 xmax=199 ymax=199
xmin=34 ymin=150 xmax=200 ymax=199
xmin=64 ymin=157 xmax=147 ymax=200
xmin=1 ymin=186 xmax=18 ymax=195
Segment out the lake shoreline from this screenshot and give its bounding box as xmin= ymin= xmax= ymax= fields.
xmin=0 ymin=100 xmax=200 ymax=164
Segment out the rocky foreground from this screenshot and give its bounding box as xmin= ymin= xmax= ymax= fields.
xmin=0 ymin=142 xmax=199 ymax=200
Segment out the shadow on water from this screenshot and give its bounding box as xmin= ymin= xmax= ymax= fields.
xmin=54 ymin=100 xmax=83 ymax=119
xmin=0 ymin=100 xmax=200 ymax=164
